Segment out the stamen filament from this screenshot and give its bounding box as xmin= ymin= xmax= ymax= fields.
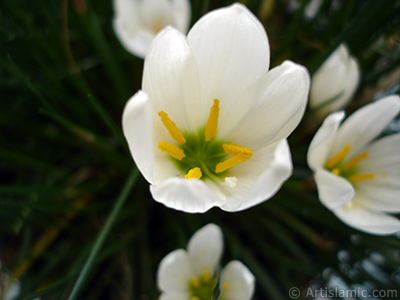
xmin=223 ymin=143 xmax=252 ymax=158
xmin=185 ymin=167 xmax=202 ymax=180
xmin=158 ymin=111 xmax=186 ymax=145
xmin=205 ymin=99 xmax=220 ymax=141
xmin=216 ymin=154 xmax=249 ymax=173
xmin=343 ymin=152 xmax=368 ymax=171
xmin=349 ymin=173 xmax=375 ymax=182
xmin=326 ymin=144 xmax=351 ymax=169
xmin=158 ymin=141 xmax=185 ymax=160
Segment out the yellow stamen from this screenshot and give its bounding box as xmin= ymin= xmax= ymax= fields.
xmin=191 ymin=277 xmax=200 ymax=288
xmin=343 ymin=152 xmax=369 ymax=171
xmin=222 ymin=282 xmax=228 ymax=290
xmin=205 ymin=99 xmax=220 ymax=141
xmin=185 ymin=167 xmax=202 ymax=180
xmin=216 ymin=154 xmax=250 ymax=173
xmin=158 ymin=111 xmax=186 ymax=145
xmin=202 ymin=270 xmax=211 ymax=282
xmin=190 ymin=297 xmax=200 ymax=300
xmin=223 ymin=143 xmax=253 ymax=159
xmin=326 ymin=144 xmax=351 ymax=169
xmin=152 ymin=19 xmax=163 ymax=33
xmin=349 ymin=173 xmax=375 ymax=182
xmin=332 ymin=168 xmax=340 ymax=176
xmin=158 ymin=141 xmax=185 ymax=160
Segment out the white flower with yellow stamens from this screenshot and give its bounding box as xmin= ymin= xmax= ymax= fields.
xmin=157 ymin=223 xmax=255 ymax=300
xmin=307 ymin=95 xmax=400 ymax=235
xmin=113 ymin=0 xmax=191 ymax=58
xmin=123 ymin=3 xmax=310 ymax=213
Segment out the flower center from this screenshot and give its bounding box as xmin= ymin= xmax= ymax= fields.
xmin=189 ymin=270 xmax=228 ymax=300
xmin=325 ymin=144 xmax=375 ymax=182
xmin=157 ymin=99 xmax=253 ymax=181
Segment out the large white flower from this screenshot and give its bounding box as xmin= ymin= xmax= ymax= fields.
xmin=307 ymin=95 xmax=400 ymax=235
xmin=310 ymin=44 xmax=360 ymax=116
xmin=157 ymin=223 xmax=255 ymax=300
xmin=123 ymin=3 xmax=310 ymax=213
xmin=0 ymin=260 xmax=20 ymax=300
xmin=113 ymin=0 xmax=191 ymax=58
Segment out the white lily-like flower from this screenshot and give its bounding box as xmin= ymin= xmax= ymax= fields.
xmin=310 ymin=44 xmax=360 ymax=116
xmin=113 ymin=0 xmax=191 ymax=58
xmin=307 ymin=95 xmax=400 ymax=235
xmin=157 ymin=223 xmax=255 ymax=300
xmin=122 ymin=4 xmax=310 ymax=213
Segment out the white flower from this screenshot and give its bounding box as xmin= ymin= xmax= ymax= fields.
xmin=307 ymin=95 xmax=400 ymax=235
xmin=113 ymin=0 xmax=191 ymax=58
xmin=122 ymin=4 xmax=310 ymax=213
xmin=310 ymin=44 xmax=360 ymax=116
xmin=157 ymin=223 xmax=255 ymax=300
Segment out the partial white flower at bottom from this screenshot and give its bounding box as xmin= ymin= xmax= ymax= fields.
xmin=113 ymin=0 xmax=191 ymax=58
xmin=0 ymin=260 xmax=20 ymax=300
xmin=307 ymin=95 xmax=400 ymax=235
xmin=157 ymin=223 xmax=255 ymax=300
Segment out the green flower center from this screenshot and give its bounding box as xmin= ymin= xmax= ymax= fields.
xmin=157 ymin=99 xmax=253 ymax=181
xmin=189 ymin=270 xmax=218 ymax=300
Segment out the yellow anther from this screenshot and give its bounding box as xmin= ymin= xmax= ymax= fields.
xmin=185 ymin=167 xmax=202 ymax=180
xmin=332 ymin=168 xmax=340 ymax=176
xmin=222 ymin=282 xmax=229 ymax=290
xmin=191 ymin=277 xmax=200 ymax=288
xmin=343 ymin=152 xmax=369 ymax=171
xmin=152 ymin=19 xmax=163 ymax=33
xmin=205 ymin=99 xmax=220 ymax=141
xmin=158 ymin=141 xmax=185 ymax=160
xmin=216 ymin=154 xmax=250 ymax=174
xmin=190 ymin=297 xmax=200 ymax=300
xmin=326 ymin=144 xmax=351 ymax=169
xmin=201 ymin=270 xmax=211 ymax=282
xmin=223 ymin=143 xmax=253 ymax=158
xmin=158 ymin=111 xmax=186 ymax=145
xmin=349 ymin=173 xmax=375 ymax=182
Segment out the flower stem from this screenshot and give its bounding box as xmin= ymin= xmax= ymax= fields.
xmin=67 ymin=169 xmax=139 ymax=300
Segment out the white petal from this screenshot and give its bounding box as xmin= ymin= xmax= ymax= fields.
xmin=220 ymin=261 xmax=255 ymax=300
xmin=310 ymin=44 xmax=359 ymax=113
xmin=331 ymin=95 xmax=400 ymax=158
xmin=171 ymin=0 xmax=191 ymax=33
xmin=220 ymin=140 xmax=292 ymax=212
xmin=157 ymin=249 xmax=194 ymax=292
xmin=113 ymin=0 xmax=152 ymax=58
xmin=187 ymin=3 xmax=270 ymax=107
xmin=326 ymin=56 xmax=360 ymax=113
xmin=1 ymin=275 xmax=21 ymax=300
xmin=122 ymin=91 xmax=154 ymax=183
xmin=187 ymin=224 xmax=223 ymax=276
xmin=143 ymin=27 xmax=202 ymax=132
xmin=314 ymin=168 xmax=355 ymax=210
xmin=354 ymin=134 xmax=400 ymax=212
xmin=220 ymin=61 xmax=309 ymax=148
xmin=334 ymin=201 xmax=400 ymax=235
xmin=307 ymin=111 xmax=345 ymax=170
xmin=159 ymin=291 xmax=190 ymax=300
xmin=150 ymin=177 xmax=225 ymax=213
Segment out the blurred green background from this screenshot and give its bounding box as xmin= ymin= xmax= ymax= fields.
xmin=1 ymin=0 xmax=400 ymax=299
